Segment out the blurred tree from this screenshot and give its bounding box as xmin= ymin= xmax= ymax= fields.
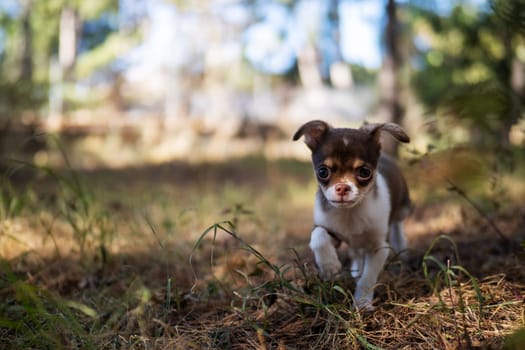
xmin=410 ymin=0 xmax=525 ymax=147
xmin=243 ymin=0 xmax=343 ymax=88
xmin=379 ymin=0 xmax=406 ymax=155
xmin=0 ymin=1 xmax=45 ymax=157
xmin=43 ymin=0 xmax=119 ymax=128
xmin=0 ymin=0 xmax=119 ymax=99
xmin=59 ymin=5 xmax=80 ymax=79
xmin=491 ymin=0 xmax=525 ymax=145
xmin=19 ymin=0 xmax=32 ymax=82
xmin=0 ymin=0 xmax=119 ymax=152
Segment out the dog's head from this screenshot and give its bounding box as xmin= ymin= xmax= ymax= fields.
xmin=293 ymin=120 xmax=409 ymax=208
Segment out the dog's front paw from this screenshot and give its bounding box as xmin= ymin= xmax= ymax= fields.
xmin=355 ymin=300 xmax=376 ymax=312
xmin=318 ymin=259 xmax=342 ymax=280
xmin=354 ymin=288 xmax=375 ymax=312
xmin=354 ymin=297 xmax=375 ymax=312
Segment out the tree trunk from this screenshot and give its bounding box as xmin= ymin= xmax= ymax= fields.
xmin=47 ymin=6 xmax=80 ymax=130
xmin=379 ymin=0 xmax=405 ymax=156
xmin=493 ymin=0 xmax=524 ymax=147
xmin=504 ymin=33 xmax=522 ymax=147
xmin=20 ymin=0 xmax=33 ymax=81
xmin=59 ymin=6 xmax=80 ymax=79
xmin=297 ymin=44 xmax=323 ymax=89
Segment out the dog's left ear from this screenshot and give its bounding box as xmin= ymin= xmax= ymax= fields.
xmin=293 ymin=120 xmax=331 ymax=151
xmin=361 ymin=123 xmax=410 ymax=144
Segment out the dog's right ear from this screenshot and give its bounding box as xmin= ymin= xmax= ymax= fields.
xmin=293 ymin=120 xmax=331 ymax=151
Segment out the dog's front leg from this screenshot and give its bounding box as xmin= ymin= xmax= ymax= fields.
xmin=354 ymin=243 xmax=389 ymax=310
xmin=310 ymin=226 xmax=342 ymax=280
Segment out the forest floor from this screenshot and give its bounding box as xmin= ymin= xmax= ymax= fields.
xmin=1 ymin=150 xmax=525 ymax=349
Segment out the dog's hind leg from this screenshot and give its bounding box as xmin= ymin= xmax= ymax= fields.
xmin=389 ymin=221 xmax=407 ymax=255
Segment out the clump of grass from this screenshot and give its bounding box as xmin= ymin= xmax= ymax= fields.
xmin=0 ymin=145 xmax=120 ymax=348
xmin=0 ymin=260 xmax=98 ymax=350
xmin=191 ymin=216 xmax=397 ymax=349
xmin=0 ymin=178 xmax=29 ymax=220
xmin=422 ymin=235 xmax=485 ymax=348
xmin=5 ymin=155 xmax=115 ymax=268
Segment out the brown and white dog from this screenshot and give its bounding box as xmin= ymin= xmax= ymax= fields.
xmin=293 ymin=120 xmax=411 ymax=310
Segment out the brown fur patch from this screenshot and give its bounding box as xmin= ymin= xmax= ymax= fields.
xmin=323 ymin=158 xmax=335 ymax=169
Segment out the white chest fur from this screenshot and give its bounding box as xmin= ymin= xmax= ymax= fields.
xmin=313 ymin=173 xmax=391 ymax=249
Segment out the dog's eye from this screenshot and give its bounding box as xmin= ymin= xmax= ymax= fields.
xmin=317 ymin=166 xmax=331 ymax=181
xmin=356 ymin=166 xmax=372 ymax=181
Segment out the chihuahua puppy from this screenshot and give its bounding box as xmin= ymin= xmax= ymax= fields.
xmin=293 ymin=120 xmax=411 ymax=310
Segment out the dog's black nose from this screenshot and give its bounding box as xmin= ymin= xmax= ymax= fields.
xmin=335 ymin=184 xmax=351 ymax=196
